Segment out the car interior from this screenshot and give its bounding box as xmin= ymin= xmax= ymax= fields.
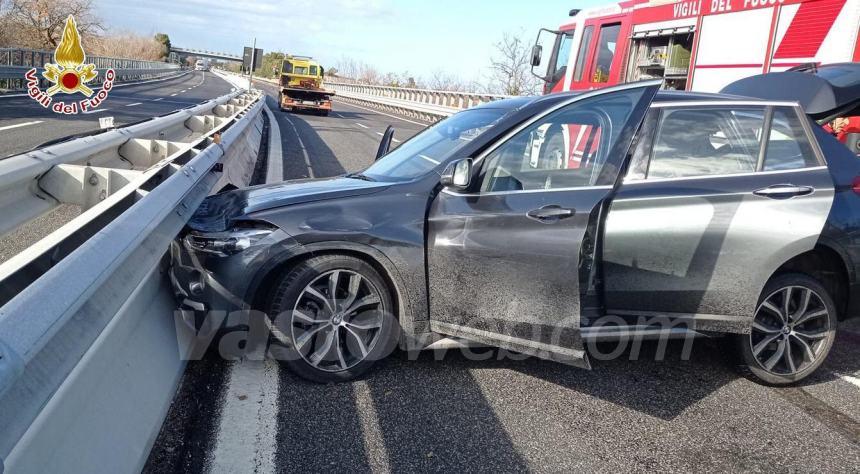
xmin=647 ymin=108 xmax=760 ymax=179
xmin=480 ymin=111 xmax=608 ymax=192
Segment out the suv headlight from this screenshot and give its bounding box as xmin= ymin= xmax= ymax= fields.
xmin=184 ymin=227 xmax=274 ymax=257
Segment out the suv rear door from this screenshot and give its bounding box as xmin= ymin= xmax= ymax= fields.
xmin=602 ymin=101 xmax=835 ymax=332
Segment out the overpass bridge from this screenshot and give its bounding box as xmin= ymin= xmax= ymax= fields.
xmin=0 ymin=67 xmax=859 ymax=474
xmin=170 ymin=47 xmax=243 ymax=62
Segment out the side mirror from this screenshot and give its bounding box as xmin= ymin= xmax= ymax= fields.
xmin=375 ymin=125 xmax=395 ymax=161
xmin=440 ymin=158 xmax=472 ymax=189
xmin=530 ymin=44 xmax=543 ymax=67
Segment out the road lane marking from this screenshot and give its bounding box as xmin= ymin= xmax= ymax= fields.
xmin=152 ymin=98 xmax=163 ymax=101
xmin=170 ymin=93 xmax=177 ymax=96
xmin=832 ymin=371 xmax=860 ymax=389
xmin=124 ymin=102 xmax=143 ymax=107
xmin=355 ymin=122 xmax=369 ymax=129
xmin=264 ymin=104 xmax=284 ymax=183
xmin=0 ymin=120 xmax=43 ymax=132
xmin=209 ymin=359 xmax=279 ymax=474
xmin=333 ymin=112 xmax=345 ymax=118
xmin=283 ymin=115 xmax=316 ymax=178
xmin=375 ymin=131 xmax=402 ymax=143
xmin=82 ymin=109 xmax=109 ymax=114
xmin=353 ymin=380 xmax=391 ymax=472
xmin=337 ymin=100 xmax=430 ymax=126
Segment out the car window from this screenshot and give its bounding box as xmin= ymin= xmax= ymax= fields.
xmin=763 ymin=107 xmax=820 ymax=171
xmin=592 ymin=23 xmax=620 ymax=83
xmin=548 ymin=32 xmax=574 ymax=87
xmin=478 ymin=89 xmax=643 ymax=192
xmin=573 ymin=26 xmax=593 ymax=82
xmin=362 ymin=108 xmax=507 ymax=182
xmin=647 ymin=107 xmax=764 ymax=179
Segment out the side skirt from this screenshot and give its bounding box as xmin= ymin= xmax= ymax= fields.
xmin=429 ymin=320 xmax=592 ymax=370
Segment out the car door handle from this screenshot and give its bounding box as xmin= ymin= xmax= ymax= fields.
xmin=752 ymin=184 xmax=814 ymax=199
xmin=527 ymin=206 xmax=576 ymax=222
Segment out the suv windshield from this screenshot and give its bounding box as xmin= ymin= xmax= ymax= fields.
xmin=361 ymin=108 xmax=508 ymax=181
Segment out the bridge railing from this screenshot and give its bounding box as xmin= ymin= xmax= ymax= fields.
xmin=249 ymin=73 xmax=512 ymax=122
xmin=0 ymin=47 xmax=182 ymax=93
xmin=323 ymin=81 xmax=511 ymax=122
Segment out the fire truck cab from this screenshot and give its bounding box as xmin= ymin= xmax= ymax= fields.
xmin=532 ymin=0 xmax=860 ymax=94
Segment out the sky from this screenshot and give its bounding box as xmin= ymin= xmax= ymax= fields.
xmin=96 ymin=0 xmax=605 ymax=83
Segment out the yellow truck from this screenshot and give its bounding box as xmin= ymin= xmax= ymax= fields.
xmin=277 ymin=55 xmax=334 ymax=116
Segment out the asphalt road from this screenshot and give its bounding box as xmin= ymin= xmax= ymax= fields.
xmin=0 ymin=70 xmax=237 ymax=159
xmin=145 ymin=85 xmax=860 ymax=473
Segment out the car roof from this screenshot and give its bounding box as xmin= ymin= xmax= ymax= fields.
xmin=474 ymin=88 xmax=769 ymax=114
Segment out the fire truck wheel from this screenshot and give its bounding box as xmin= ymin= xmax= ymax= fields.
xmin=540 ymin=128 xmax=566 ymax=170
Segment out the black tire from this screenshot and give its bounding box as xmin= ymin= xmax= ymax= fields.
xmin=735 ymin=273 xmax=838 ymax=385
xmin=267 ymin=254 xmax=398 ymax=383
xmin=539 ymin=128 xmax=566 ymax=170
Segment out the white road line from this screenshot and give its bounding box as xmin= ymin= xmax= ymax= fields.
xmin=355 ymin=122 xmax=370 ymax=129
xmin=832 ymin=371 xmax=860 ymax=389
xmin=375 ymin=132 xmax=404 ymax=144
xmin=333 ymin=112 xmax=345 ymax=118
xmin=353 ymin=380 xmax=391 ymax=472
xmin=0 ymin=120 xmax=43 ymax=132
xmin=209 ymin=359 xmax=279 ymax=474
xmin=337 ymin=100 xmax=431 ymax=127
xmin=170 ymin=93 xmax=177 ymax=96
xmin=152 ymin=98 xmax=163 ymax=101
xmin=264 ymin=104 xmax=284 ymax=183
xmin=124 ymin=102 xmax=143 ymax=107
xmin=82 ymin=109 xmax=109 ymax=114
xmin=283 ymin=115 xmax=316 ymax=178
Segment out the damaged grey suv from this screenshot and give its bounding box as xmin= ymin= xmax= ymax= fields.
xmin=172 ymin=65 xmax=860 ymax=385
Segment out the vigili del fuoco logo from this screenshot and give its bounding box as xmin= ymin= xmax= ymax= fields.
xmin=25 ymin=15 xmax=114 ymax=114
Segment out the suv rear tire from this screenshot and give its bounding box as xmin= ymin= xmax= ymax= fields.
xmin=736 ymin=273 xmax=837 ymax=385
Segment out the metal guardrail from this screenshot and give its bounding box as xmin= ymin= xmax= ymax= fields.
xmin=0 ymin=47 xmax=182 ymax=92
xmin=325 ymin=81 xmax=510 ymax=121
xmin=0 ymin=88 xmax=265 ymax=473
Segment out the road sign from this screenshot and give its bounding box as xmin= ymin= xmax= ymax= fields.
xmin=242 ymin=46 xmax=263 ymax=71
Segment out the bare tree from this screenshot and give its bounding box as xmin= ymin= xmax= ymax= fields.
xmin=425 ymin=69 xmax=467 ymax=91
xmin=4 ymin=0 xmax=103 ymax=49
xmin=488 ymin=31 xmax=540 ymax=96
xmin=88 ymin=32 xmax=165 ymax=61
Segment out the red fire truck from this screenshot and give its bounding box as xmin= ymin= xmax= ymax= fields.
xmin=531 ymin=0 xmax=860 ymax=93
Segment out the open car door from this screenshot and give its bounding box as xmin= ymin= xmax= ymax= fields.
xmin=426 ymin=80 xmax=661 ymax=369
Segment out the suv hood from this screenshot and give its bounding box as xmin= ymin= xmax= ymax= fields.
xmin=721 ymin=63 xmax=860 ymax=121
xmin=188 ymin=176 xmax=390 ymax=232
